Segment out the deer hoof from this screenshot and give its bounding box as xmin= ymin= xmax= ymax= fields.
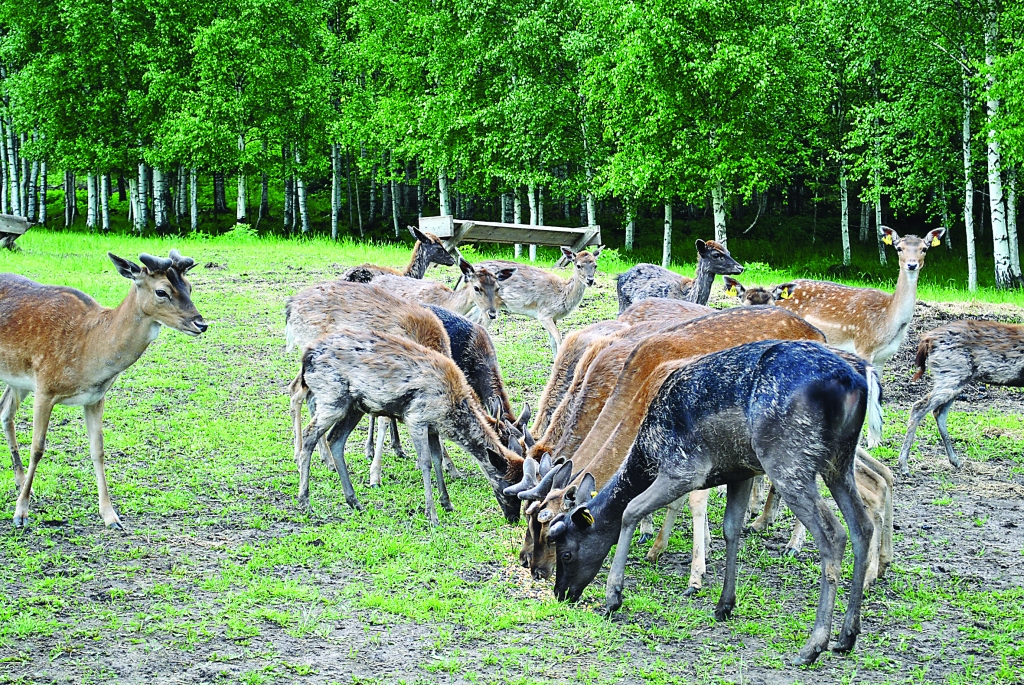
xmin=682 ymin=586 xmax=699 ymax=598
xmin=12 ymin=513 xmax=28 ymax=528
xmin=636 ymin=532 xmax=653 ymax=545
xmin=783 ymin=547 xmax=799 ymax=559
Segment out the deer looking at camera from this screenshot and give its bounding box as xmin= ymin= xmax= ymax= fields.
xmin=341 ymin=226 xmax=456 ymax=282
xmin=374 ymin=259 xmax=516 ymax=320
xmin=0 ymin=251 xmax=207 ymax=529
xmin=615 ymin=240 xmax=743 ymax=314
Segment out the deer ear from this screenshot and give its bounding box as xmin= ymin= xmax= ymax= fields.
xmin=458 ymin=258 xmax=476 ymax=278
xmin=772 ymin=283 xmax=796 ymax=300
xmin=410 ymin=225 xmax=429 ymax=243
xmin=507 ymin=434 xmax=524 ymax=457
xmin=592 ymin=245 xmax=603 ymax=259
xmin=723 ymin=277 xmax=742 ymax=297
xmin=927 ymin=227 xmax=946 ymax=247
xmin=879 ymin=226 xmax=899 ymax=246
xmin=570 ymin=505 xmax=594 ymax=529
xmin=109 ymin=252 xmax=143 ymax=281
xmin=560 ymin=246 xmax=575 ymax=261
xmin=695 ymin=240 xmax=709 ymax=258
xmin=496 ymin=267 xmax=517 ymax=282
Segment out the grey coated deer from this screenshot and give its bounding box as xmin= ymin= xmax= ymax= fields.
xmin=616 ymin=240 xmax=743 ymax=314
xmin=898 ymin=319 xmax=1024 ymax=475
xmin=0 ymin=251 xmax=207 ymax=529
xmin=374 ymin=258 xmax=516 ymax=320
xmin=548 ymin=340 xmax=877 ymax=666
xmin=341 ymin=226 xmax=456 ymax=282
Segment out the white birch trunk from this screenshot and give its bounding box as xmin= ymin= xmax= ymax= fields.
xmin=154 ymin=167 xmax=169 ymax=229
xmin=27 ymin=158 xmax=38 ymax=222
xmin=536 ymin=185 xmax=544 ymax=260
xmin=874 ymin=171 xmax=886 ymax=266
xmin=38 ymin=160 xmax=47 ymax=225
xmin=513 ymin=186 xmax=522 ymax=258
xmin=662 ymin=202 xmax=673 ymax=268
xmin=100 ymin=173 xmax=110 ymax=232
xmin=625 ymin=204 xmax=635 ymax=251
xmin=136 ymin=163 xmax=148 ymax=232
xmin=840 ymin=172 xmax=850 ymax=266
xmin=128 ymin=177 xmax=136 ymax=226
xmin=438 ymin=169 xmax=451 ymax=216
xmin=1008 ymin=168 xmax=1020 ymax=277
xmin=0 ymin=118 xmax=7 ymax=213
xmin=86 ymin=173 xmax=97 ymax=229
xmin=860 ymin=201 xmax=868 ymax=242
xmin=19 ymin=133 xmax=28 ymax=217
xmin=711 ymin=181 xmax=727 ymax=248
xmin=236 ymin=134 xmax=247 ymax=224
xmin=5 ymin=117 xmax=20 ymax=216
xmin=963 ymin=68 xmax=978 ymax=291
xmin=985 ymin=11 xmax=1013 ymax=288
xmin=190 ymin=168 xmax=198 ymax=232
xmin=415 ymin=158 xmax=423 ymax=219
xmin=176 ymin=164 xmax=186 ymax=222
xmin=296 ymin=148 xmax=309 ymax=234
xmin=391 ymin=178 xmax=400 ymax=237
xmin=331 ymin=143 xmax=339 ymax=240
xmin=528 ymin=183 xmax=538 ymax=262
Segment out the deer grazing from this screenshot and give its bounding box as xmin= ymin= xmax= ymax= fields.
xmin=294 ymin=327 xmax=524 ymax=524
xmin=0 ymin=251 xmax=207 ymax=529
xmin=472 ymin=246 xmax=602 ymax=354
xmin=374 ymin=258 xmax=515 ymax=320
xmin=548 ymin=340 xmax=877 ymax=666
xmin=615 ymin=240 xmax=743 ymax=314
xmin=775 ymin=227 xmax=944 ymax=425
xmin=341 ymin=226 xmax=456 ymax=282
xmin=617 ymin=297 xmax=711 ymax=325
xmin=898 ymin=319 xmax=1024 ymax=475
xmin=722 ymin=277 xmax=797 ymax=306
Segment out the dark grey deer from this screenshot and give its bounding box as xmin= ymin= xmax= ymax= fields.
xmin=548 ymin=340 xmax=876 ymax=666
xmin=615 ymin=240 xmax=743 ymax=314
xmin=899 ymin=319 xmax=1024 ymax=475
xmin=342 ymin=226 xmax=456 ymax=282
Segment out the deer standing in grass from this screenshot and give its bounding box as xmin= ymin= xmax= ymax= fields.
xmin=775 ymin=227 xmax=946 ymax=445
xmin=472 ymin=247 xmax=602 ymax=354
xmin=899 ymin=319 xmax=1024 ymax=475
xmin=341 ymin=226 xmax=456 ymax=282
xmin=615 ymin=240 xmax=743 ymax=314
xmin=0 ymin=251 xmax=207 ymax=529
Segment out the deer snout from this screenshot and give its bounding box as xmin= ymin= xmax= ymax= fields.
xmin=187 ymin=317 xmax=209 ymax=335
xmin=587 ymin=277 xmax=595 ymax=286
xmin=906 ymin=261 xmax=919 ymax=272
xmin=532 ymin=566 xmax=551 ymax=580
xmin=488 ymin=308 xmax=498 ymax=320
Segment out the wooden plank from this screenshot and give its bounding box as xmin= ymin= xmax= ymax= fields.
xmin=419 ymin=215 xmax=454 ymax=238
xmin=0 ymin=214 xmax=30 ymax=236
xmin=420 ymin=215 xmax=601 ymax=249
xmin=443 ymin=221 xmax=476 ymax=253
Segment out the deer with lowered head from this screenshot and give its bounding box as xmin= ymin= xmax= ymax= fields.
xmin=898 ymin=319 xmax=1024 ymax=475
xmin=548 ymin=340 xmax=878 ymax=666
xmin=294 ymin=327 xmax=525 ymax=525
xmin=615 ymin=240 xmax=743 ymax=314
xmin=0 ymin=251 xmax=208 ymax=529
xmin=374 ymin=258 xmax=516 ymax=320
xmin=472 ymin=246 xmax=602 ymax=354
xmin=341 ymin=226 xmax=456 ymax=282
xmin=722 ymin=276 xmax=797 ymax=307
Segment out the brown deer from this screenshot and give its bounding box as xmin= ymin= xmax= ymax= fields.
xmin=373 ymin=259 xmax=516 ymax=320
xmin=617 ymin=297 xmax=711 ymax=325
xmin=294 ymin=327 xmax=524 ymax=524
xmin=0 ymin=251 xmax=207 ymax=529
xmin=722 ymin=277 xmax=797 ymax=306
xmin=341 ymin=226 xmax=456 ymax=282
xmin=775 ymin=227 xmax=946 ymax=445
xmin=615 ymin=240 xmax=743 ymax=314
xmin=899 ymin=319 xmax=1024 ymax=475
xmin=473 ymin=247 xmax=602 ymax=354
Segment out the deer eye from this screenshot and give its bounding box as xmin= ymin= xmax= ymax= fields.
xmin=155 ymin=289 xmax=169 ymax=299
xmin=561 ymin=551 xmax=572 ymax=561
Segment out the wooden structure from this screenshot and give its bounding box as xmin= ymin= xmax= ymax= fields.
xmin=419 ymin=216 xmax=601 ymax=260
xmin=0 ymin=214 xmax=30 ymax=249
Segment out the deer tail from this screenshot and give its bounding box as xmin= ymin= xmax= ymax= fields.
xmin=865 ymin=362 xmax=883 ymax=448
xmin=912 ymin=337 xmax=933 ymax=381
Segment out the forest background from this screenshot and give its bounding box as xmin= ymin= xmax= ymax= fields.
xmin=4 ymin=0 xmax=1024 ymax=291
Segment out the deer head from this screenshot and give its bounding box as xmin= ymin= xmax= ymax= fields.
xmin=561 ymin=246 xmax=603 ymax=286
xmin=409 ymin=226 xmax=456 ymax=267
xmin=880 ymin=227 xmax=946 ymax=274
xmin=461 ymin=258 xmax=515 ymax=320
xmin=697 ymin=240 xmax=744 ymax=276
xmin=108 ymin=251 xmax=208 ymax=336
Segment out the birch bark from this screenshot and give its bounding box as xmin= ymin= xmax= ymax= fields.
xmin=38 ymin=160 xmax=47 ymax=225
xmin=711 ymin=180 xmax=727 ymax=248
xmin=20 ymin=133 xmax=28 ymax=217
xmin=840 ymin=172 xmax=850 ymax=266
xmin=625 ymin=203 xmax=635 ymax=251
xmin=86 ymin=173 xmax=97 ymax=229
xmin=513 ymin=185 xmax=522 ymax=258
xmin=0 ymin=118 xmax=6 ymax=213
xmin=190 ymin=168 xmax=198 ymax=232
xmin=5 ymin=117 xmax=20 ymax=215
xmin=295 ymin=148 xmax=309 ymax=234
xmin=128 ymin=177 xmax=137 ymax=226
xmin=137 ymin=163 xmax=148 ymax=232
xmin=985 ymin=8 xmax=1014 ymax=288
xmin=331 ymin=143 xmax=339 ymax=239
xmin=528 ymin=183 xmax=537 ymax=262
xmin=346 ymin=153 xmax=355 ymax=230
xmin=1008 ymin=168 xmax=1020 ymax=278
xmin=153 ymin=167 xmax=168 ymax=230
xmin=874 ymin=171 xmax=886 ymax=266
xmin=27 ymin=159 xmax=38 ymax=222
xmin=100 ymin=173 xmax=110 ymax=232
xmin=963 ymin=65 xmax=978 ymax=291
xmin=438 ymin=169 xmax=451 ymax=216
xmin=391 ymin=178 xmax=400 ymax=237
xmin=662 ymin=202 xmax=673 ymax=268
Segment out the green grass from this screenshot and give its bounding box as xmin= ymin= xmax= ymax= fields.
xmin=0 ymin=230 xmax=1022 ymax=683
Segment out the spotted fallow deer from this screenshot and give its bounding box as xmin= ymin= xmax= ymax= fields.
xmin=373 ymin=259 xmax=516 ymax=320
xmin=899 ymin=319 xmax=1024 ymax=475
xmin=341 ymin=226 xmax=456 ymax=282
xmin=615 ymin=240 xmax=743 ymax=314
xmin=0 ymin=251 xmax=207 ymax=529
xmin=722 ymin=277 xmax=797 ymax=307
xmin=295 ymin=327 xmax=525 ymax=524
xmin=472 ymin=246 xmax=603 ymax=355
xmin=775 ymin=226 xmax=946 ymax=445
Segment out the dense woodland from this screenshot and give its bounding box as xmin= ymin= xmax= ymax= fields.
xmin=3 ymin=0 xmax=1024 ymax=289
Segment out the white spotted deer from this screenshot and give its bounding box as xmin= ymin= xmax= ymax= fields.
xmin=0 ymin=251 xmax=207 ymax=529
xmin=775 ymin=226 xmax=946 ymax=445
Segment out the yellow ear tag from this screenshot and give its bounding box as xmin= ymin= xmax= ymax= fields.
xmin=882 ymin=234 xmax=893 ymax=246
xmin=581 ymin=509 xmax=595 ymax=525
xmin=780 ymin=288 xmax=792 ymax=300
xmin=590 ymin=491 xmax=598 ymax=498
xmin=931 ymin=236 xmax=941 ymax=247
xmin=727 ymin=286 xmax=737 ymax=297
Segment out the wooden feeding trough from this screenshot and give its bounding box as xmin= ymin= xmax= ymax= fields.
xmin=0 ymin=214 xmax=31 ymax=249
xmin=419 ymin=215 xmax=601 ymax=264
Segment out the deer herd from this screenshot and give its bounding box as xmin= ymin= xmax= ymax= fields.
xmin=1 ymin=224 xmax=1019 ymax=666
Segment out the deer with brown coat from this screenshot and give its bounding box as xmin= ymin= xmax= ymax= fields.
xmin=0 ymin=251 xmax=207 ymax=529
xmin=374 ymin=259 xmax=516 ymax=320
xmin=341 ymin=226 xmax=456 ymax=282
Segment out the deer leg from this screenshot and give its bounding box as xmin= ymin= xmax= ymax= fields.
xmin=298 ymin=419 xmax=333 ymax=514
xmin=715 ymin=478 xmax=756 ymax=622
xmin=83 ymin=400 xmax=123 ymax=531
xmin=898 ymin=389 xmax=954 ymax=476
xmin=785 ymin=519 xmax=807 ymax=557
xmin=933 ymin=400 xmax=960 ymax=469
xmin=369 ymin=416 xmax=388 ymax=487
xmin=14 ymin=393 xmax=55 ymax=528
xmin=364 ymin=413 xmax=376 ymax=461
xmin=325 ymin=412 xmax=365 ymax=511
xmin=440 ymin=444 xmax=463 ymax=479
xmin=857 ymin=449 xmax=894 ymax=578
xmin=747 ymin=483 xmax=782 ymax=534
xmin=686 ymin=490 xmax=709 ymax=594
xmin=427 ymin=429 xmax=453 ymax=513
xmin=637 ymin=514 xmax=655 ymax=544
xmin=829 ymin=466 xmax=873 ymax=656
xmin=1 ymin=387 xmax=27 ymax=491
xmin=771 ymin=475 xmax=847 ymax=667
xmin=388 ymin=418 xmax=407 ymax=459
xmin=605 ymin=474 xmax=690 ymax=613
xmin=538 ymin=317 xmax=561 ymax=356
xmin=407 ymin=424 xmax=440 ymax=526
xmin=646 ymin=497 xmax=682 ymax=563
xmin=853 ymin=460 xmax=886 ymax=591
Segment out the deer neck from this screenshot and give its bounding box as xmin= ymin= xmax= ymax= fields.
xmin=404 ymin=242 xmax=430 ymax=279
xmin=884 ymin=266 xmax=920 ymax=334
xmin=586 ymin=442 xmax=658 ymax=533
xmin=684 ymin=260 xmax=715 ymax=305
xmin=444 ymin=398 xmax=514 ymax=484
xmin=86 ymin=286 xmax=162 ymax=377
xmin=445 ymin=284 xmax=474 ymax=314
xmin=562 ymin=267 xmax=589 ymax=309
